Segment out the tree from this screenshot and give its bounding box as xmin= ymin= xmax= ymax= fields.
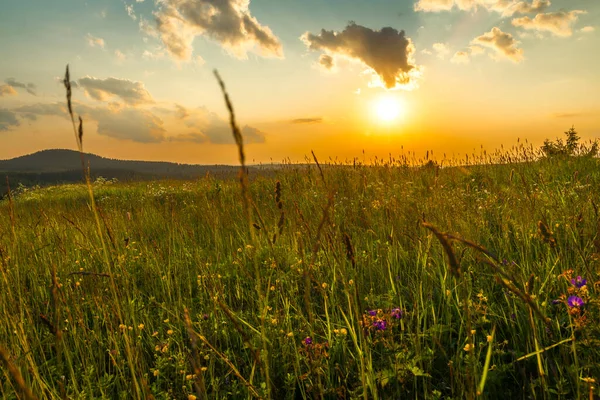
xmin=541 ymin=125 xmax=598 ymax=158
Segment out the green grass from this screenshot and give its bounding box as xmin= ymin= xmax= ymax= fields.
xmin=1 ymin=151 xmax=600 ymax=399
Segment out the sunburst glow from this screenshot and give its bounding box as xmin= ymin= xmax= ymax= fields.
xmin=373 ymin=95 xmax=404 ymax=123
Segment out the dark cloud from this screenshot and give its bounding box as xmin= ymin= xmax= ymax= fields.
xmin=512 ymin=10 xmax=586 ymax=37
xmin=0 ymin=109 xmax=20 ymax=131
xmin=472 ymin=27 xmax=524 ymax=62
xmin=301 ymin=23 xmax=419 ymax=90
xmin=77 ymin=76 xmax=154 ymax=106
xmin=154 ymin=0 xmax=283 ymax=61
xmin=318 ymin=54 xmax=334 ymax=70
xmin=291 ymin=117 xmax=323 ymax=124
xmin=4 ymin=78 xmax=37 ymax=95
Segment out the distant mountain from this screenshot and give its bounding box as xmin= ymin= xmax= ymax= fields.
xmin=0 ymin=149 xmax=249 ymax=198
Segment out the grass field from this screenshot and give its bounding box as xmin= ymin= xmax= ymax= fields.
xmin=1 ymin=141 xmax=600 ymax=399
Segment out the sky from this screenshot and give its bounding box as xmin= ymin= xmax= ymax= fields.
xmin=0 ymin=0 xmax=598 ymax=164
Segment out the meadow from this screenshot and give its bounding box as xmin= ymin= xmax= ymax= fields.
xmin=1 ymin=140 xmax=599 ymax=399
xmin=1 ymin=71 xmax=600 ymax=399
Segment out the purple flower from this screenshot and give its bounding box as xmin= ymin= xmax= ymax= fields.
xmin=303 ymin=336 xmax=313 ymax=345
xmin=567 ymin=296 xmax=584 ymax=308
xmin=551 ymin=299 xmax=561 ymax=305
xmin=391 ymin=308 xmax=403 ymax=319
xmin=570 ymin=276 xmax=587 ymax=288
xmin=368 ymin=310 xmax=377 ymax=317
xmin=373 ymin=320 xmax=387 ymax=331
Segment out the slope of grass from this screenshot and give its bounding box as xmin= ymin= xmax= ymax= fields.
xmin=0 ymin=154 xmax=599 ymax=399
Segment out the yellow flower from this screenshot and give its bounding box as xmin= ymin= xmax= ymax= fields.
xmin=486 ymin=335 xmax=493 ymax=343
xmin=322 ymin=283 xmax=328 ymax=289
xmin=167 ymin=330 xmax=174 ymax=335
xmin=348 ymin=280 xmax=354 ymax=286
xmin=464 ymin=343 xmax=473 ymax=352
xmin=287 ymin=332 xmax=294 ymax=337
xmin=189 ymin=396 xmax=197 ymax=400
xmin=138 ymin=324 xmax=145 ymax=330
xmin=186 ymin=374 xmax=193 ymax=381
xmin=339 ymin=328 xmax=348 ymax=336
xmin=153 ymin=370 xmax=159 ymax=377
xmin=164 ymin=319 xmax=169 ymax=323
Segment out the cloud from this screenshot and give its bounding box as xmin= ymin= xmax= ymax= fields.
xmin=153 ymin=0 xmax=283 ymax=61
xmin=0 ymin=109 xmax=20 ymax=131
xmin=301 ymin=23 xmax=420 ymax=90
xmin=139 ymin=17 xmax=159 ymax=37
xmin=0 ymin=85 xmax=18 ymax=97
xmin=290 ymin=117 xmax=323 ymax=124
xmin=125 ymin=4 xmax=137 ymax=21
xmin=580 ymin=26 xmax=595 ymax=33
xmin=77 ymin=76 xmax=154 ymax=106
xmin=552 ymin=111 xmax=598 ymax=118
xmin=414 ymin=0 xmax=551 ymax=15
xmin=85 ymin=107 xmax=166 ymax=143
xmin=472 ymin=27 xmax=524 ymax=62
xmin=503 ymin=0 xmax=551 ymax=16
xmin=86 ymin=33 xmax=106 ymax=48
xmin=432 ymin=42 xmax=450 ymax=59
xmin=170 ymin=105 xmax=266 ymax=144
xmin=451 ymin=51 xmax=470 ymax=64
xmin=414 ymin=0 xmax=454 ymax=12
xmin=512 ymin=10 xmax=587 ymax=37
xmin=4 ymin=78 xmax=37 ymax=95
xmin=318 ymin=54 xmax=334 ymax=70
xmin=115 ymin=50 xmax=126 ymax=61
xmin=13 ymin=103 xmax=67 ymax=118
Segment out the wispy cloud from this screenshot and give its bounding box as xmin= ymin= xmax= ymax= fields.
xmin=301 ymin=23 xmax=420 ymax=90
xmin=552 ymin=110 xmax=598 ymax=118
xmin=414 ymin=0 xmax=551 ymax=15
xmin=290 ymin=117 xmax=323 ymax=124
xmin=580 ymin=26 xmax=595 ymax=33
xmin=472 ymin=27 xmax=524 ymax=62
xmin=512 ymin=10 xmax=587 ymax=37
xmin=4 ymin=78 xmax=37 ymax=96
xmin=115 ymin=50 xmax=126 ymax=61
xmin=125 ymin=4 xmax=137 ymax=21
xmin=77 ymin=76 xmax=154 ymax=106
xmin=153 ymin=0 xmax=283 ymax=62
xmin=86 ymin=33 xmax=106 ymax=49
xmin=451 ymin=51 xmax=470 ymax=64
xmin=0 ymin=109 xmax=20 ymax=131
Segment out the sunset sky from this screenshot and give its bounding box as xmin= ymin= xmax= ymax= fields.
xmin=0 ymin=0 xmax=598 ymax=164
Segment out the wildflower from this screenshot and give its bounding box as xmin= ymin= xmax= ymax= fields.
xmin=571 ymin=276 xmax=587 ymax=288
xmin=303 ymin=336 xmax=313 ymax=345
xmin=486 ymin=335 xmax=493 ymax=342
xmin=367 ymin=310 xmax=377 ymax=317
xmin=321 ymin=283 xmax=328 ymax=289
xmin=138 ymin=324 xmax=145 ymax=330
xmin=567 ymin=296 xmax=584 ymax=308
xmin=391 ymin=308 xmax=403 ymax=319
xmin=287 ymin=332 xmax=294 ymax=337
xmin=464 ymin=343 xmax=473 ymax=352
xmin=153 ymin=370 xmax=159 ymax=377
xmin=348 ymin=279 xmax=354 ymax=286
xmin=189 ymin=395 xmax=197 ymax=400
xmin=339 ymin=328 xmax=348 ymax=336
xmin=167 ymin=330 xmax=174 ymax=335
xmin=373 ymin=320 xmax=387 ymax=331
xmin=186 ymin=374 xmax=193 ymax=380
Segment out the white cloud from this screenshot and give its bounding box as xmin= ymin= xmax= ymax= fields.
xmin=125 ymin=4 xmax=137 ymax=21
xmin=115 ymin=50 xmax=126 ymax=61
xmin=301 ymin=23 xmax=421 ymax=90
xmin=512 ymin=10 xmax=586 ymax=37
xmin=432 ymin=42 xmax=450 ymax=59
xmin=580 ymin=26 xmax=595 ymax=33
xmin=414 ymin=0 xmax=551 ymax=15
xmin=472 ymin=27 xmax=524 ymax=62
xmin=153 ymin=0 xmax=283 ymax=62
xmin=86 ymin=33 xmax=105 ymax=49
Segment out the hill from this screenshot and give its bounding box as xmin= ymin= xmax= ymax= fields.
xmin=0 ymin=149 xmax=248 ymax=197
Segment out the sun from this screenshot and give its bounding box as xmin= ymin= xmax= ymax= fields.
xmin=373 ymin=95 xmax=404 ymax=123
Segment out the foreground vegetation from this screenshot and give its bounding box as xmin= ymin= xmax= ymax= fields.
xmin=1 ymin=143 xmax=600 ymax=399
